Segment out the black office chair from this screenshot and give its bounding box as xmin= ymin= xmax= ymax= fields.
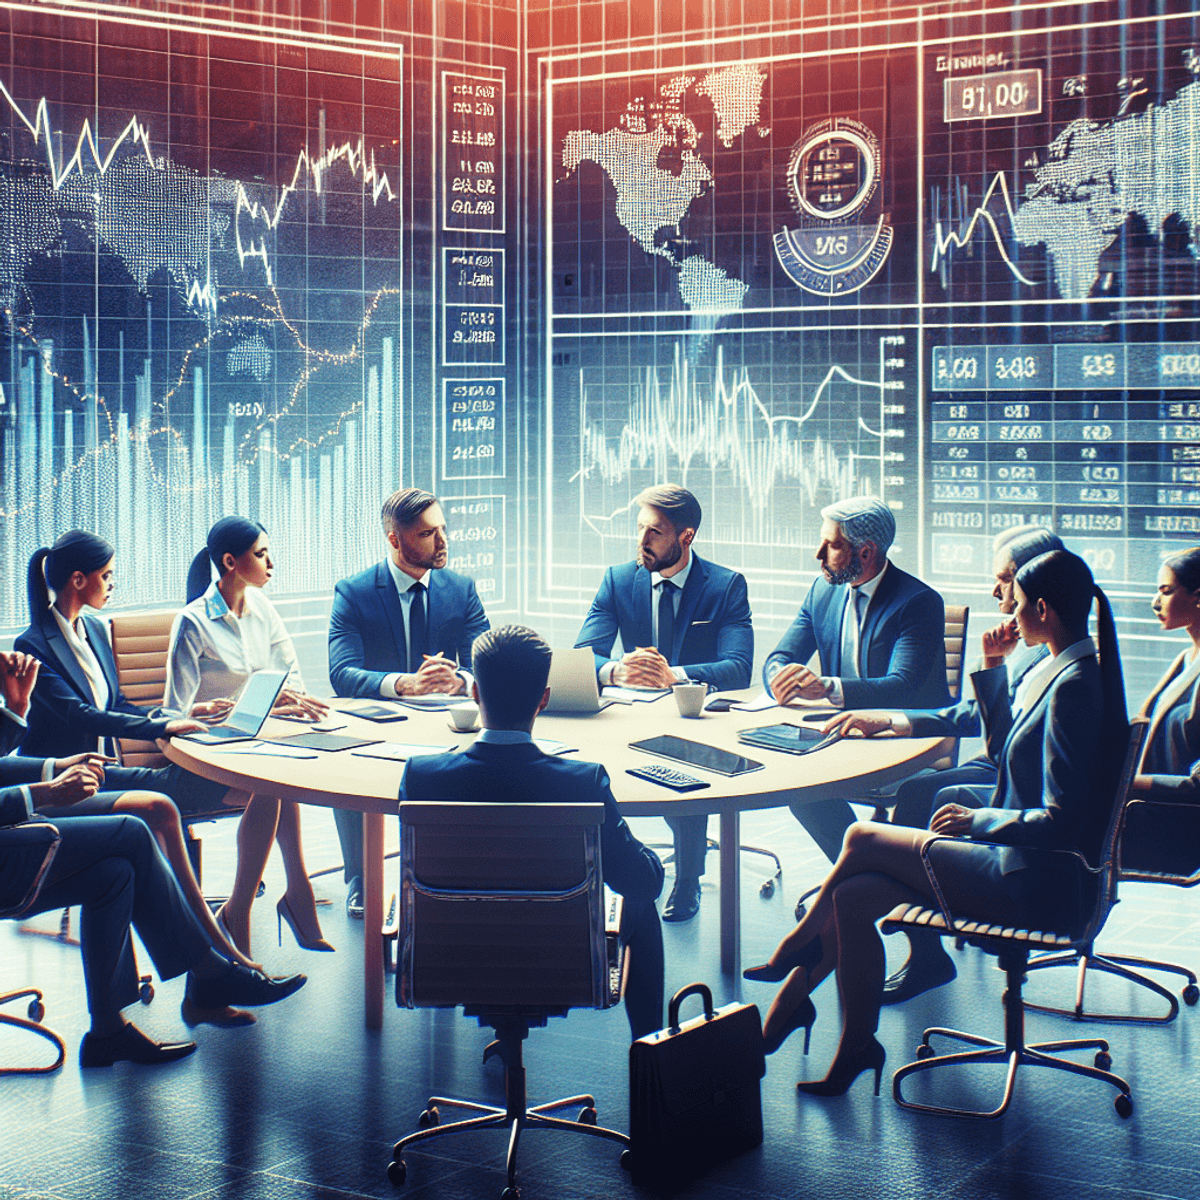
xmin=1 ymin=821 xmax=66 ymax=1075
xmin=883 ymin=717 xmax=1147 ymax=1120
xmin=1019 ymin=794 xmax=1199 ymax=1023
xmin=388 ymin=800 xmax=629 ymax=1199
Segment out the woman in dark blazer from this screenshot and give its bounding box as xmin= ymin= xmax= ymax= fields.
xmin=1121 ymin=546 xmax=1200 ymax=874
xmin=14 ymin=531 xmax=263 ymax=986
xmin=744 ymin=550 xmax=1127 ymax=1096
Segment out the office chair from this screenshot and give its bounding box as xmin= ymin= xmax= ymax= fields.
xmin=1 ymin=821 xmax=66 ymax=1074
xmin=1019 ymin=794 xmax=1199 ymax=1023
xmin=388 ymin=800 xmax=629 ymax=1199
xmin=883 ymin=717 xmax=1147 ymax=1120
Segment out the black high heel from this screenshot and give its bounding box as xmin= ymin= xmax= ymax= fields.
xmin=743 ymin=934 xmax=823 ymax=983
xmin=796 ymin=1035 xmax=886 ymax=1097
xmin=762 ymin=996 xmax=817 ymax=1056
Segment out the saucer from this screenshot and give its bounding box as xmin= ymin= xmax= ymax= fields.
xmin=446 ymin=718 xmax=481 ymax=733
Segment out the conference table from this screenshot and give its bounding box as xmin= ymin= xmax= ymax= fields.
xmin=165 ymin=694 xmax=953 ymax=1030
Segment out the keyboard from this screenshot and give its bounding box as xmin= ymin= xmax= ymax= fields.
xmin=625 ymin=763 xmax=711 ymax=792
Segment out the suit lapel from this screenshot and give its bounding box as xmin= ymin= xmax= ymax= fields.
xmin=84 ymin=615 xmax=120 ymax=700
xmin=1139 ymin=650 xmax=1194 ymax=765
xmin=43 ymin=621 xmax=92 ymax=702
xmin=374 ymin=562 xmax=408 ymax=667
xmin=671 ymin=555 xmax=706 ymax=661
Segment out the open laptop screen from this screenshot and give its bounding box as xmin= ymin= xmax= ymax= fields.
xmin=226 ymin=670 xmax=288 ymax=734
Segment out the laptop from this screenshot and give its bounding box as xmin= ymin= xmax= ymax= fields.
xmin=543 ymin=647 xmax=614 ymax=714
xmin=178 ymin=670 xmax=287 ymax=743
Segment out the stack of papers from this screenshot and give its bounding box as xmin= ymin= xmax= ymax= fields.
xmin=601 ymin=686 xmax=671 ymax=704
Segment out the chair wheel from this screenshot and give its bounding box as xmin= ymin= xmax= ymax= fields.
xmin=500 ymin=1188 xmax=520 ymax=1200
xmin=1094 ymin=1051 xmax=1112 ymax=1071
xmin=387 ymin=1159 xmax=407 ymax=1187
xmin=760 ymin=880 xmax=775 ymax=898
xmin=620 ymin=1149 xmax=633 ymax=1172
xmin=578 ymin=1106 xmax=597 ymax=1125
xmin=138 ymin=977 xmax=154 ymax=1005
xmin=27 ymin=999 xmax=45 ymax=1022
xmin=1183 ymin=984 xmax=1198 ymax=1006
xmin=794 ymin=901 xmax=806 ymax=922
xmin=916 ymin=1044 xmax=934 ymax=1060
xmin=1115 ymin=1093 xmax=1133 ymax=1119
xmin=418 ymin=1107 xmax=439 ymax=1128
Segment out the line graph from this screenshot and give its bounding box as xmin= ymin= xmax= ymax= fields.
xmin=929 ymin=171 xmax=1037 ymax=288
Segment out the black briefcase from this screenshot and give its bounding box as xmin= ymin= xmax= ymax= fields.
xmin=628 ymin=982 xmax=765 ymax=1192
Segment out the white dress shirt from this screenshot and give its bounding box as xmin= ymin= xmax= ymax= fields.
xmin=824 ymin=561 xmax=889 ymax=708
xmin=50 ymin=605 xmax=110 ymax=711
xmin=598 ymin=554 xmax=693 ymax=686
xmin=166 ymin=582 xmax=304 ymax=710
xmin=380 ymin=557 xmax=432 ymax=699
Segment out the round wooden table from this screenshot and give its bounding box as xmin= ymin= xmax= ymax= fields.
xmin=165 ymin=695 xmax=953 ymax=1029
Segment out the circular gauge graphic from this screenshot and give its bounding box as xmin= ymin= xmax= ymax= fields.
xmin=787 ymin=122 xmax=879 ymax=221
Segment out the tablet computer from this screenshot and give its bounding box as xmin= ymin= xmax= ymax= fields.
xmin=628 ymin=734 xmax=763 ymax=777
xmin=736 ymin=723 xmax=843 ymax=756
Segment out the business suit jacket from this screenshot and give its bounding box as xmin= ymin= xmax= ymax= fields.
xmin=762 ymin=562 xmax=950 ymax=709
xmin=14 ymin=612 xmax=171 ymax=759
xmin=574 ymin=555 xmax=753 ymax=691
xmin=965 ymin=653 xmax=1113 ymax=874
xmin=905 ymin=640 xmax=1051 ymax=754
xmin=400 ymin=740 xmax=665 ymax=904
xmin=328 ymin=562 xmax=490 ymax=698
xmin=1135 ymin=650 xmax=1200 ymax=803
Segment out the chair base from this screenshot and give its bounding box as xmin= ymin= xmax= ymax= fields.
xmin=893 ymin=1026 xmax=1133 ymax=1120
xmin=648 ymin=838 xmax=783 ymax=898
xmin=1023 ymin=945 xmax=1199 ymax=1024
xmin=0 ymin=988 xmax=65 ymax=1075
xmin=387 ymin=1016 xmax=628 ymax=1197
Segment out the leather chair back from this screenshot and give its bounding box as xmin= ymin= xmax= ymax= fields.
xmin=109 ymin=611 xmax=177 ymax=768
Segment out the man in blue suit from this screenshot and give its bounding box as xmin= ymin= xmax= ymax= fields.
xmin=399 ymin=625 xmax=665 ymax=1039
xmin=575 ymin=485 xmax=753 ymax=923
xmin=763 ymin=497 xmax=950 ymax=864
xmin=328 ymin=488 xmax=490 ymax=915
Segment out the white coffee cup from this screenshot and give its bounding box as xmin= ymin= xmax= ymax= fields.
xmin=448 ymin=701 xmax=480 ymax=731
xmin=673 ymin=682 xmax=707 ymax=718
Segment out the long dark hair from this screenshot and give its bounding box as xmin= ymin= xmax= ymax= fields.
xmin=186 ymin=516 xmax=266 ymax=603
xmin=27 ymin=530 xmax=115 ymax=620
xmin=1164 ymin=546 xmax=1200 ymax=594
xmin=1016 ymin=549 xmax=1128 ymax=786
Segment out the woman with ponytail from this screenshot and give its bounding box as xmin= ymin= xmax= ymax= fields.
xmin=744 ymin=549 xmax=1128 ymax=1097
xmin=167 ymin=517 xmax=331 ymax=957
xmin=13 ymin=531 xmax=265 ymax=995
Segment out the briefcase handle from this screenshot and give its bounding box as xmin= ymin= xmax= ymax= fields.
xmin=668 ymin=982 xmax=715 ymax=1033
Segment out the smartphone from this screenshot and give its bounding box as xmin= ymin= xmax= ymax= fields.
xmin=703 ymin=697 xmax=734 ymax=713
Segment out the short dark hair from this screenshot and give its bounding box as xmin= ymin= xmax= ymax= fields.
xmin=635 ymin=484 xmax=702 ymax=534
xmin=471 ymin=625 xmax=553 ymax=725
xmin=381 ymin=488 xmax=439 ymax=535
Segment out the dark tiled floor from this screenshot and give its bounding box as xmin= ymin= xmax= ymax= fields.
xmin=2 ymin=804 xmax=1198 ymax=1200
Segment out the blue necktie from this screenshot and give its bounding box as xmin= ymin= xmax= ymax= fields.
xmin=408 ymin=582 xmax=427 ymax=673
xmin=842 ymin=588 xmax=866 ymax=679
xmin=657 ymin=580 xmax=677 ymax=662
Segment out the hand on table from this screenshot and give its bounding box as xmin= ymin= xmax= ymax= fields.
xmin=400 ymin=655 xmax=463 ymax=696
xmin=769 ymin=663 xmax=829 ymax=705
xmin=188 ymin=698 xmax=235 ymax=724
xmin=822 ymin=710 xmax=908 ymax=738
xmin=0 ymin=651 xmax=39 ymax=717
xmin=272 ymin=689 xmax=330 ymax=720
xmin=930 ymin=803 xmax=975 ymax=837
xmin=164 ymin=718 xmax=207 ymax=737
xmin=981 ymin=618 xmax=1020 ymax=669
xmin=612 ymin=648 xmax=676 ymax=690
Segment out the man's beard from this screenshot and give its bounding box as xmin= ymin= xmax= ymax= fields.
xmin=638 ymin=539 xmax=683 ymax=574
xmin=822 ymin=544 xmax=862 ymax=587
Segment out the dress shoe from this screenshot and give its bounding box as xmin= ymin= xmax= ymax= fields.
xmin=662 ymin=878 xmax=701 ymax=923
xmin=180 ymin=996 xmax=257 ymax=1028
xmin=880 ymin=948 xmax=957 ymax=1006
xmin=797 ymin=1035 xmax=886 ymax=1097
xmin=346 ymin=877 xmax=364 ymax=920
xmin=277 ymin=896 xmax=334 ymax=951
xmin=185 ymin=962 xmax=307 ymax=1011
xmin=80 ymin=1022 xmax=197 ymax=1068
xmin=743 ymin=934 xmax=823 ymax=983
xmin=762 ymin=996 xmax=817 ymax=1056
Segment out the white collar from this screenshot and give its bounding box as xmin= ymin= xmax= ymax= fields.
xmin=848 ymin=559 xmax=888 ymax=606
xmin=203 ymin=581 xmax=232 ymax=620
xmin=476 ymin=728 xmax=533 ymax=745
xmin=386 ymin=556 xmax=431 ymax=595
xmin=1018 ymin=637 xmax=1096 ymax=715
xmin=652 ymin=552 xmax=693 ymax=593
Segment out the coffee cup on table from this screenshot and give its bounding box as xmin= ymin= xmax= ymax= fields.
xmin=673 ymin=682 xmax=707 ymax=718
xmin=448 ymin=701 xmax=480 ymax=731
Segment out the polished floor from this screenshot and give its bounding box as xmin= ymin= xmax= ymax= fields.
xmin=2 ymin=802 xmax=1198 ymax=1200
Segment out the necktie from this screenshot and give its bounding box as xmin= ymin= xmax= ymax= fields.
xmin=408 ymin=582 xmax=427 ymax=673
xmin=842 ymin=588 xmax=866 ymax=679
xmin=657 ymin=580 xmax=676 ymax=662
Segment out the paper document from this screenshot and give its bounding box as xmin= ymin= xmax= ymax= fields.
xmin=396 ymin=694 xmax=458 ymax=710
xmin=601 ymin=686 xmax=671 ymax=704
xmin=534 ymin=738 xmax=578 ymax=755
xmin=218 ymin=741 xmax=320 ymax=760
xmin=352 ymin=742 xmax=458 ymax=762
xmin=730 ymin=691 xmax=778 ymax=712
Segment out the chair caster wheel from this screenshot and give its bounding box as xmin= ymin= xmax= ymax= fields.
xmin=1094 ymin=1051 xmax=1112 ymax=1071
xmin=387 ymin=1159 xmax=406 ymax=1187
xmin=620 ymin=1149 xmax=633 ymax=1172
xmin=138 ymin=976 xmax=154 ymax=1005
xmin=27 ymin=999 xmax=45 ymax=1022
xmin=794 ymin=902 xmax=806 ymax=922
xmin=500 ymin=1187 xmax=520 ymax=1200
xmin=1115 ymin=1094 xmax=1133 ymax=1119
xmin=916 ymin=1044 xmax=934 ymax=1060
xmin=418 ymin=1107 xmax=439 ymax=1128
xmin=760 ymin=880 xmax=775 ymax=898
xmin=1183 ymin=984 xmax=1198 ymax=1006
xmin=578 ymin=1106 xmax=597 ymax=1125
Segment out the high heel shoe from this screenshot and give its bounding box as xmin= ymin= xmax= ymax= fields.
xmin=743 ymin=934 xmax=823 ymax=983
xmin=761 ymin=996 xmax=817 ymax=1056
xmin=796 ymin=1035 xmax=886 ymax=1097
xmin=276 ymin=896 xmax=334 ymax=952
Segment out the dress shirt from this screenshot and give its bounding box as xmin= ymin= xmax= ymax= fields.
xmin=381 ymin=557 xmax=438 ymax=699
xmin=1015 ymin=637 xmax=1096 ymax=718
xmin=821 ymin=562 xmax=888 ymax=708
xmin=598 ymin=554 xmax=693 ymax=686
xmin=475 ymin=727 xmax=532 ymax=746
xmin=166 ymin=582 xmax=304 ymax=710
xmin=50 ymin=606 xmax=110 ymax=711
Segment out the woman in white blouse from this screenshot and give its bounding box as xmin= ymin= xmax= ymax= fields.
xmin=167 ymin=517 xmax=333 ymax=957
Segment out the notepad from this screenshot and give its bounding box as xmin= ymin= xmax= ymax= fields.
xmin=351 ymin=742 xmax=458 ymax=762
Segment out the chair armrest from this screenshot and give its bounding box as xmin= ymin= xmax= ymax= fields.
xmin=1119 ymin=799 xmax=1200 ymax=886
xmin=0 ymin=822 xmax=61 ymax=919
